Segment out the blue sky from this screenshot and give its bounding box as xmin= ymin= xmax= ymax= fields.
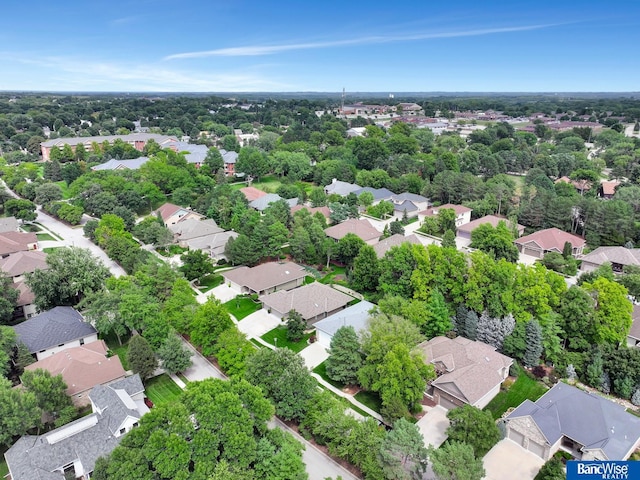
xmin=1 ymin=0 xmax=639 ymax=92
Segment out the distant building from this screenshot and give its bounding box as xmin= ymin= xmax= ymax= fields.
xmin=324 ymin=218 xmax=382 ymax=245
xmin=418 ymin=204 xmax=472 ymax=228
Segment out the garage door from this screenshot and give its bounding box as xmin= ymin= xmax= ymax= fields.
xmin=509 ymin=429 xmax=525 ymax=446
xmin=524 ymin=247 xmax=540 ymax=257
xmin=528 ymin=440 xmax=546 ymax=458
xmin=438 ymin=396 xmax=459 ymax=410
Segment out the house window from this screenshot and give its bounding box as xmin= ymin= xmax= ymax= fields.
xmin=58 ymin=343 xmax=65 ymax=347
xmin=79 ymin=338 xmax=84 ymax=346
xmin=119 ymin=428 xmax=126 ymax=434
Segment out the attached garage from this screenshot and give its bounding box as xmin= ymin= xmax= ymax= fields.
xmin=528 ymin=440 xmax=546 ymax=458
xmin=509 ymin=429 xmax=525 ymax=446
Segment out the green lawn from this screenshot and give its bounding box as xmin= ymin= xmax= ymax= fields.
xmin=260 ymin=326 xmax=313 ymax=353
xmin=354 ymin=390 xmax=383 ymax=413
xmin=303 ymin=275 xmax=316 ymax=285
xmin=0 ymin=445 xmax=8 ymax=478
xmin=223 ymin=296 xmax=261 ymax=320
xmin=37 ymin=232 xmax=58 ymax=241
xmin=312 ymin=361 xmax=345 ymax=389
xmin=320 ymin=266 xmax=347 ymax=284
xmin=197 ymin=274 xmax=223 ymax=292
xmin=484 ymin=373 xmax=548 ymax=420
xmin=43 ymin=247 xmax=65 ymax=254
xmin=21 ymin=223 xmax=41 ymax=232
xmin=145 ymin=374 xmax=183 ymax=405
xmin=54 ymin=181 xmax=74 ymax=200
xmin=104 ymin=334 xmax=131 ymax=371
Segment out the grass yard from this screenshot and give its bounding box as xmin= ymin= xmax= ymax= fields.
xmin=354 ymin=390 xmax=383 ymax=414
xmin=0 ymin=445 xmax=7 ymax=478
xmin=43 ymin=247 xmax=64 ymax=254
xmin=54 ymin=181 xmax=74 ymax=200
xmin=36 ymin=232 xmax=58 ymax=241
xmin=145 ymin=374 xmax=183 ymax=405
xmin=303 ymin=275 xmax=316 ymax=285
xmin=223 ymin=296 xmax=261 ymax=320
xmin=260 ymin=326 xmax=314 ymax=353
xmin=320 ymin=266 xmax=347 ymax=284
xmin=484 ymin=373 xmax=548 ymax=420
xmin=197 ymin=274 xmax=223 ymax=292
xmin=104 ymin=333 xmax=131 ymax=371
xmin=312 ymin=361 xmax=345 ymax=389
xmin=21 ymin=223 xmax=41 ymax=232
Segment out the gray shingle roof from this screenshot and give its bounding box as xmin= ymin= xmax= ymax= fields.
xmin=324 ymin=180 xmax=362 ymax=196
xmin=372 ymin=234 xmax=422 ymax=259
xmin=352 ymin=187 xmax=394 ymax=202
xmin=249 ymin=194 xmax=298 ymax=211
xmin=41 ymin=133 xmax=176 ymax=148
xmin=91 ymin=157 xmax=150 ymax=171
xmin=13 ymin=307 xmax=96 ymax=353
xmin=507 ymin=383 xmax=640 ymax=460
xmin=392 ymin=192 xmax=428 ymax=204
xmin=581 ymin=246 xmax=640 ymax=268
xmin=314 ymin=301 xmax=374 ymax=337
xmin=260 ymin=283 xmax=353 ymax=322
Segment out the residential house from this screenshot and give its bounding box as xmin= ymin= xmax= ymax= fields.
xmin=416 ymin=336 xmax=513 ymax=410
xmin=391 ymin=192 xmax=429 ymax=214
xmin=346 ymin=127 xmax=367 ymax=137
xmin=0 ymin=216 xmax=19 ymax=233
xmin=40 ymin=133 xmax=177 ymax=161
xmin=324 ymin=179 xmax=362 ymax=196
xmin=184 ymin=231 xmax=239 ymax=261
xmin=555 ymin=176 xmax=592 ymax=195
xmin=91 ymin=157 xmax=150 ymax=171
xmin=505 ymin=382 xmax=640 ymax=460
xmin=14 ymin=282 xmax=38 ymax=319
xmin=155 ymin=202 xmax=205 ymax=227
xmin=397 ymin=103 xmax=423 ymax=114
xmin=249 ymin=194 xmax=298 ymax=212
xmin=259 ymin=283 xmax=353 ymax=325
xmin=314 ymin=300 xmax=374 ymax=348
xmin=372 ymin=233 xmax=422 ymax=259
xmin=171 ymin=142 xmax=209 ymax=167
xmin=599 ymin=180 xmax=620 ymax=199
xmin=324 ymin=218 xmax=382 ymax=245
xmin=221 ymin=149 xmax=239 ymax=176
xmin=222 ymin=262 xmax=307 ymax=296
xmin=0 ymin=231 xmax=38 ymax=258
xmin=23 ymin=340 xmax=126 ymax=406
xmin=456 ymin=215 xmax=525 ymax=242
xmin=626 ymin=305 xmax=640 ymax=348
xmin=290 ymin=205 xmax=331 ymax=222
xmin=514 ymin=228 xmax=586 ymax=259
xmin=240 ymin=186 xmax=268 ymax=203
xmin=0 ymin=250 xmax=48 ymax=283
xmin=580 ymin=246 xmax=640 ymax=273
xmin=352 ymin=187 xmax=394 ymax=204
xmin=13 ymin=306 xmax=98 ymax=361
xmin=5 ymin=375 xmax=148 ymax=480
xmin=169 ymin=218 xmax=224 ymax=245
xmin=418 ymin=204 xmax=472 ymax=228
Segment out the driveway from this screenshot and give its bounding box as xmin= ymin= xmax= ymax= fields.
xmin=200 ymin=283 xmax=240 ymax=304
xmin=237 ymin=309 xmax=282 ymax=337
xmin=299 ymin=342 xmax=328 ymax=369
xmin=416 ymin=406 xmax=449 ymax=448
xmin=483 ymin=439 xmax=545 ymax=480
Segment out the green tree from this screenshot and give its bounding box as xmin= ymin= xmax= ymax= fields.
xmin=190 ymin=298 xmax=234 ymax=356
xmin=0 ymin=326 xmax=17 ymax=376
xmin=0 ymin=378 xmax=40 ymax=446
xmin=156 ymin=333 xmax=193 ymax=374
xmin=441 ymin=229 xmax=456 ymax=248
xmin=25 ymin=246 xmax=110 ymax=310
xmin=179 ymin=249 xmax=215 ymax=281
xmin=335 ymin=233 xmax=365 ymax=267
xmin=245 ymin=347 xmax=316 ymax=421
xmin=583 ymin=277 xmax=633 ymax=345
xmin=429 ymin=441 xmax=485 ymax=480
xmin=237 ymin=146 xmax=269 ymax=181
xmin=0 ymin=274 xmax=19 ymax=325
xmin=21 ymin=368 xmax=72 ymax=419
xmin=4 ymin=198 xmax=36 ymax=222
xmin=437 ymin=208 xmax=457 ymax=233
xmin=423 ymin=289 xmax=453 ymax=339
xmin=378 ymin=418 xmax=429 ymax=480
xmin=286 ymin=309 xmax=306 ymax=342
xmin=205 ymin=147 xmax=224 ymax=173
xmin=34 ymin=182 xmax=63 ymax=205
xmin=523 ymin=319 xmax=543 ymax=367
xmin=56 ymin=203 xmax=84 ymax=225
xmin=212 ymin=327 xmax=255 ymax=377
xmin=470 ymin=221 xmax=519 ymax=263
xmin=534 ymin=458 xmax=565 ymax=480
xmin=446 ymin=405 xmax=500 ymax=457
xmin=350 ymin=245 xmax=380 ymax=292
xmin=325 ymin=326 xmax=363 ymax=385
xmin=127 ymin=335 xmax=158 ymax=380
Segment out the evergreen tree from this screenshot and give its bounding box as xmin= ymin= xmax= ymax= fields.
xmin=523 ymin=319 xmax=543 ymax=367
xmin=464 ymin=310 xmax=479 ymax=340
xmin=350 ymin=245 xmax=380 ymax=292
xmin=566 ymin=364 xmax=577 ymax=382
xmin=378 ymin=418 xmax=429 ymax=480
xmin=476 ymin=312 xmax=515 ymax=350
xmin=453 ymin=305 xmax=469 ymax=335
xmin=423 ymin=289 xmax=453 ymax=338
xmin=127 ymin=335 xmax=158 ymax=380
xmin=631 ymin=388 xmax=640 ymax=406
xmin=325 ymin=326 xmax=363 ymax=385
xmin=600 ymin=371 xmax=611 ymax=394
xmin=585 ymin=350 xmax=604 ymax=387
xmin=156 ymin=334 xmax=193 ymax=375
xmin=285 ymin=310 xmax=306 ymax=342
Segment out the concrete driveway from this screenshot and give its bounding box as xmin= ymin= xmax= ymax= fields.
xmin=416 ymin=406 xmax=449 ymax=448
xmin=199 ymin=283 xmax=240 ymax=304
xmin=483 ymin=439 xmax=545 ymax=480
xmin=237 ymin=309 xmax=282 ymax=337
xmin=299 ymin=342 xmax=328 ymax=369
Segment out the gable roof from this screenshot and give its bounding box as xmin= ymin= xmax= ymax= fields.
xmin=581 ymin=246 xmax=640 ymax=268
xmin=169 ymin=218 xmax=223 ymax=240
xmin=222 ymin=262 xmax=307 ymax=292
xmin=373 ymin=234 xmax=422 ymax=259
xmin=352 ymin=186 xmax=394 ymax=202
xmin=171 ymin=142 xmax=209 ymax=165
xmin=185 ymin=231 xmax=238 ymax=254
xmin=249 ymin=194 xmax=298 ymax=211
xmin=393 ymin=199 xmax=420 ymax=213
xmin=628 ymin=305 xmax=640 ymax=341
xmin=155 ymin=203 xmax=204 ymax=223
xmin=5 ymin=374 xmax=146 ymax=480
xmin=260 ymin=283 xmax=353 ymax=321
xmin=240 ymin=186 xmax=268 ymax=202
xmin=13 ymin=280 xmax=35 ymax=307
xmin=456 ymin=215 xmax=525 ymax=235
xmin=24 ymin=341 xmax=126 ymax=396
xmin=13 ymin=307 xmax=96 ymax=353
xmin=601 ymin=180 xmax=620 ymax=196
xmin=220 ymin=149 xmax=238 ymax=164
xmin=419 ymin=203 xmax=472 ymax=217
xmin=314 ymin=300 xmax=375 ymax=338
xmin=324 ymin=180 xmax=362 ymax=196
xmin=507 ymin=383 xmax=640 ymax=460
xmin=515 ymin=228 xmax=586 ymax=251
xmin=0 ymin=231 xmax=37 ymax=256
xmin=392 ymin=192 xmax=429 ymax=204
xmin=41 ymin=133 xmax=176 ymax=148
xmin=324 ymin=218 xmax=381 ymax=242
xmin=0 ymin=250 xmax=48 ymax=277
xmin=417 ymin=336 xmax=513 ymax=406
xmin=91 ymin=157 xmax=150 ymax=171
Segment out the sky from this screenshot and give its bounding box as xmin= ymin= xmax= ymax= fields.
xmin=0 ymin=0 xmax=639 ymax=93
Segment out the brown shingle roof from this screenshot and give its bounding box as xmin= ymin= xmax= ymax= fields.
xmin=259 ymin=283 xmax=353 ymax=322
xmin=419 ymin=203 xmax=472 ymax=217
xmin=0 ymin=250 xmax=48 ymax=277
xmin=515 ymin=227 xmax=585 ymax=251
xmin=456 ymin=215 xmax=525 ymax=236
xmin=372 ymin=234 xmax=421 ymax=259
xmin=417 ymin=336 xmax=512 ymax=405
xmin=291 ymin=205 xmax=331 ymax=220
xmin=0 ymin=232 xmax=37 ymax=256
xmin=324 ymin=218 xmax=381 ymax=242
xmin=240 ymin=187 xmax=268 ymax=202
xmin=222 ymin=262 xmax=307 ymax=293
xmin=24 ymin=341 xmax=126 ymax=396
xmin=629 ymin=305 xmax=640 ymax=341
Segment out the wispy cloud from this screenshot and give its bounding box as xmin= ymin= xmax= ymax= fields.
xmin=164 ymin=24 xmax=556 ymax=60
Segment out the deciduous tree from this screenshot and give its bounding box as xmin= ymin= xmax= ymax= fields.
xmin=446 ymin=405 xmax=500 ymax=457
xmin=429 ymin=441 xmax=485 ymax=480
xmin=378 ymin=418 xmax=429 ymax=480
xmin=157 ymin=333 xmax=193 ymax=375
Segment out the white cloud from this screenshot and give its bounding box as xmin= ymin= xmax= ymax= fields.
xmin=164 ymin=24 xmax=556 ymax=60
